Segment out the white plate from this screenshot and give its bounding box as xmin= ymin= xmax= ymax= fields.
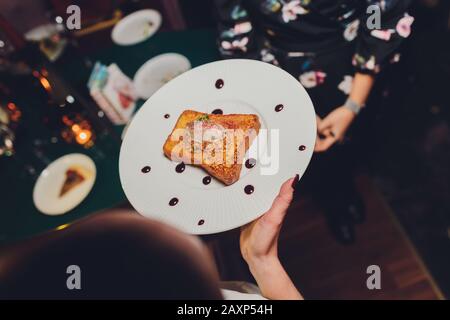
xmin=119 ymin=59 xmax=316 ymax=235
xmin=111 ymin=9 xmax=162 ymax=46
xmin=33 ymin=154 xmax=96 ymax=216
xmin=133 ymin=53 xmax=191 ymax=99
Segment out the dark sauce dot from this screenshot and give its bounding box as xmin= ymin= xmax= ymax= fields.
xmin=175 ymin=162 xmax=185 ymax=173
xmin=202 ymin=176 xmax=212 ymax=185
xmin=245 ymin=158 xmax=256 ymax=169
xmin=215 ymin=79 xmax=224 ymax=89
xmin=141 ymin=166 xmax=151 ymax=173
xmin=275 ymin=104 xmax=284 ymax=112
xmin=299 ymin=145 xmax=306 ymax=151
xmin=198 ymin=219 xmax=205 ymax=226
xmin=164 ymin=114 xmax=170 ymax=119
xmin=244 ymin=185 xmax=254 ymax=195
xmin=211 ymin=109 xmax=223 ymax=115
xmin=169 ymin=198 xmax=179 ymax=206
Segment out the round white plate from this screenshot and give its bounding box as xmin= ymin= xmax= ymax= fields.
xmin=120 ymin=59 xmax=316 ymax=235
xmin=111 ymin=9 xmax=162 ymax=46
xmin=33 ymin=153 xmax=96 ymax=216
xmin=133 ymin=53 xmax=191 ymax=99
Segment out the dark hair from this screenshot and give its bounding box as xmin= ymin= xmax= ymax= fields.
xmin=0 ymin=211 xmax=223 ymax=299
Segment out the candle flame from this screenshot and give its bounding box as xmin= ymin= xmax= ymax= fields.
xmin=75 ymin=129 xmax=92 ymax=145
xmin=39 ymin=76 xmax=52 ymax=92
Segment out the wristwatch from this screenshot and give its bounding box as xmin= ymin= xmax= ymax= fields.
xmin=343 ymin=97 xmax=364 ymax=115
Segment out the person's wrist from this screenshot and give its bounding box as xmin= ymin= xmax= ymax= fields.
xmin=246 ymin=255 xmax=282 ymax=278
xmin=341 ymin=105 xmax=356 ymax=120
xmin=246 ymin=256 xmax=303 ymax=300
xmin=343 ymin=97 xmax=363 ymax=115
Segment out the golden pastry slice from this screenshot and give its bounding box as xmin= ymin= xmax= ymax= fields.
xmin=163 ymin=110 xmax=260 ymax=185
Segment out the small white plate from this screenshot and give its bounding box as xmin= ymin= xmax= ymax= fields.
xmin=33 ymin=153 xmax=96 ymax=216
xmin=133 ymin=53 xmax=191 ymax=99
xmin=111 ymin=9 xmax=162 ymax=46
xmin=120 ymin=59 xmax=316 ymax=235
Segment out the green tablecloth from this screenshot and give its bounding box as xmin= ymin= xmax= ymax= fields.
xmin=0 ymin=29 xmax=220 ymax=245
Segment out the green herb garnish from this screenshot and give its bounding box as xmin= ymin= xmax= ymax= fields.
xmin=197 ymin=114 xmax=209 ymax=121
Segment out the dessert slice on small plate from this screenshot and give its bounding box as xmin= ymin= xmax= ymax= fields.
xmin=33 ymin=153 xmax=96 ymax=216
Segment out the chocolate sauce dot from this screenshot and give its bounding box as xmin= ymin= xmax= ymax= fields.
xmin=215 ymin=79 xmax=224 ymax=89
xmin=198 ymin=219 xmax=205 ymax=226
xmin=141 ymin=166 xmax=151 ymax=173
xmin=212 ymin=109 xmax=223 ymax=115
xmin=275 ymin=104 xmax=284 ymax=112
xmin=299 ymin=145 xmax=306 ymax=151
xmin=245 ymin=158 xmax=256 ymax=169
xmin=175 ymin=162 xmax=185 ymax=173
xmin=164 ymin=114 xmax=170 ymax=119
xmin=202 ymin=176 xmax=212 ymax=185
xmin=169 ymin=198 xmax=179 ymax=206
xmin=244 ymin=185 xmax=254 ymax=195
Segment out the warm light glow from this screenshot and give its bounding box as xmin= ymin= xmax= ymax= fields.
xmin=61 ymin=116 xmax=95 ymax=147
xmin=71 ymin=124 xmax=81 ymax=132
xmin=75 ymin=129 xmax=92 ymax=145
xmin=6 ymin=102 xmax=21 ymax=121
xmin=55 ymin=224 xmax=70 ymax=231
xmin=41 ymin=68 xmax=49 ymax=77
xmin=39 ymin=76 xmax=52 ymax=91
xmin=62 ymin=115 xmax=71 ymax=125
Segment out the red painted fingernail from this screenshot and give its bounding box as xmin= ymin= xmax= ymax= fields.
xmin=291 ymin=174 xmax=299 ymax=189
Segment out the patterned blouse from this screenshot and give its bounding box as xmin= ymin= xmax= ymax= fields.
xmin=215 ymin=0 xmax=414 ymax=75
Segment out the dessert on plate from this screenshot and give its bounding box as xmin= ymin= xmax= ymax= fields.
xmin=59 ymin=165 xmax=92 ymax=197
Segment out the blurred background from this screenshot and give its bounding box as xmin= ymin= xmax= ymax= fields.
xmin=0 ymin=0 xmax=448 ymax=299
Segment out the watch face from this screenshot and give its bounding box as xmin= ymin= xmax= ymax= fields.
xmin=344 ymin=99 xmax=361 ymax=114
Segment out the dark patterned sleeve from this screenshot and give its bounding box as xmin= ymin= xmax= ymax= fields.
xmin=214 ymin=0 xmax=259 ymax=59
xmin=353 ymin=0 xmax=413 ymax=75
